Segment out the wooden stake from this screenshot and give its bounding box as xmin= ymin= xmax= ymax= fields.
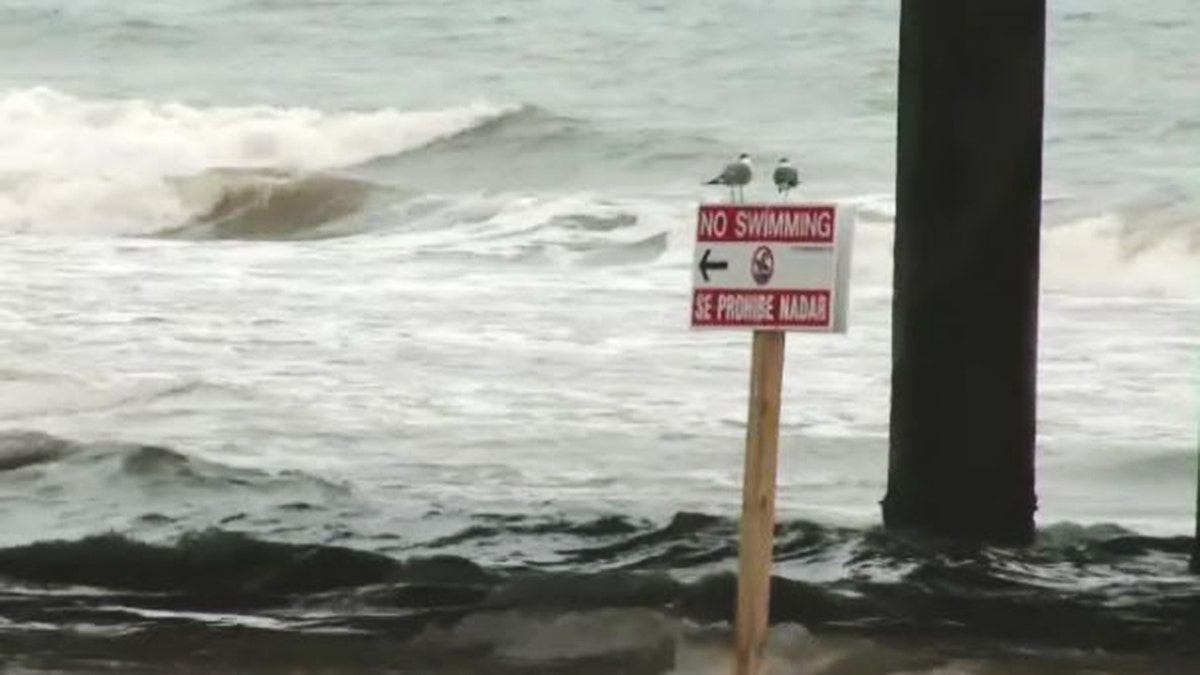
xmin=732 ymin=329 xmax=786 ymax=675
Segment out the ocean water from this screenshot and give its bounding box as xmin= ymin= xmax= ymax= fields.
xmin=0 ymin=0 xmax=1198 ymax=672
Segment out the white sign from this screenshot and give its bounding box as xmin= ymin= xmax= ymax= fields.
xmin=690 ymin=203 xmax=854 ymax=332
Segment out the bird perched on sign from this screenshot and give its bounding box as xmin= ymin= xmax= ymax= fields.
xmin=773 ymin=157 xmax=800 ymax=198
xmin=705 ymin=153 xmax=752 ymax=203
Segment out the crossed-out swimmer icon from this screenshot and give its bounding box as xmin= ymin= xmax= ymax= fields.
xmin=751 ymin=246 xmax=774 ymax=285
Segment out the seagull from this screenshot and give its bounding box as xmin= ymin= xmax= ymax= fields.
xmin=705 ymin=153 xmax=752 ymax=202
xmin=773 ymin=157 xmax=800 ymax=199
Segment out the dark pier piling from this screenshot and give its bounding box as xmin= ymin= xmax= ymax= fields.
xmin=884 ymin=0 xmax=1046 ymax=543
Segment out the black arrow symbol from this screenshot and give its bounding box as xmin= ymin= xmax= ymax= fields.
xmin=699 ymin=248 xmax=728 ymax=282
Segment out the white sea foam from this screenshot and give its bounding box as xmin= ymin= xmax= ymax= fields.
xmin=379 ymin=190 xmax=1199 ymax=298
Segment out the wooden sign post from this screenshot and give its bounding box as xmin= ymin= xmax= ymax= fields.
xmin=733 ymin=330 xmax=786 ymax=674
xmin=689 ymin=201 xmax=854 ymax=675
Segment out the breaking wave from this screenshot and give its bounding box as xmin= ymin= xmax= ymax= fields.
xmin=157 ymin=168 xmax=383 ymax=240
xmin=829 ymin=195 xmax=1200 ymax=295
xmin=0 ymin=86 xmax=519 ymax=235
xmin=1040 ymin=205 xmax=1200 ymax=295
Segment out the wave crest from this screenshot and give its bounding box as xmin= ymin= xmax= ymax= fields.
xmin=0 ymin=530 xmax=401 ymax=596
xmin=0 ymin=431 xmax=80 ymax=471
xmin=159 ymin=168 xmax=380 ymax=240
xmin=0 ymin=86 xmax=519 ymax=235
